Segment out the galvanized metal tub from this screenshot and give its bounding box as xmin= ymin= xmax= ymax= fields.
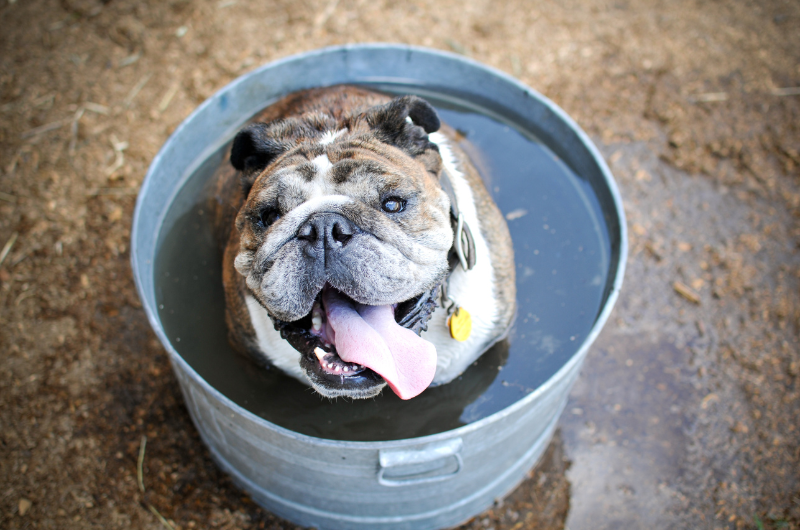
xmin=131 ymin=44 xmax=627 ymax=530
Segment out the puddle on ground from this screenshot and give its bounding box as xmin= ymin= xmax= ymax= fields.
xmin=560 ymin=331 xmax=698 ymax=529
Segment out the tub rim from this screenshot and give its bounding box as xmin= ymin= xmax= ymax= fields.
xmin=131 ymin=42 xmax=628 ymax=448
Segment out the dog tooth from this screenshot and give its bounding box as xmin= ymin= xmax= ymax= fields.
xmin=314 ymin=347 xmax=327 ymax=361
xmin=311 ymin=306 xmax=324 ymax=332
xmin=343 ymin=366 xmax=349 ymax=372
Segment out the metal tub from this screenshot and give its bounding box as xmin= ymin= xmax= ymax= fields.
xmin=131 ymin=44 xmax=627 ymax=530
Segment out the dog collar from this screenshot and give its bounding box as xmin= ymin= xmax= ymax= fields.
xmin=438 ymin=166 xmax=477 ymax=342
xmin=439 ymin=167 xmax=476 ymax=273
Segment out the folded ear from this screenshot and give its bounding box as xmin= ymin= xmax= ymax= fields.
xmin=230 ymin=123 xmax=287 ymax=172
xmin=363 ymin=95 xmax=441 ymax=157
xmin=230 ymin=122 xmax=294 ymax=193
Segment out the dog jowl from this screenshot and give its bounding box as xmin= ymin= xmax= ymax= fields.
xmin=214 ymin=86 xmax=516 ymax=400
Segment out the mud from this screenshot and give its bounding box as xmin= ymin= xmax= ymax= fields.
xmin=1 ymin=0 xmax=798 ymax=529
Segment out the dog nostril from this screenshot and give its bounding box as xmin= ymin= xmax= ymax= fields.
xmin=331 ymin=221 xmax=353 ymax=245
xmin=297 ymin=222 xmax=318 ymax=242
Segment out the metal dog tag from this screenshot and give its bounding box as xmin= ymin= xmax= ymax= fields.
xmin=447 ymin=306 xmax=472 ymax=342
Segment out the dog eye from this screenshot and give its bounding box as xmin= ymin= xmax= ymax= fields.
xmin=258 ymin=208 xmax=281 ymax=227
xmin=381 ymin=197 xmax=406 ymax=213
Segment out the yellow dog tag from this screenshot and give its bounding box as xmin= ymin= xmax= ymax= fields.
xmin=447 ymin=306 xmax=472 ymax=342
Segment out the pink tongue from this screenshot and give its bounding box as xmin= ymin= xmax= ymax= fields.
xmin=322 ymin=289 xmax=437 ymax=400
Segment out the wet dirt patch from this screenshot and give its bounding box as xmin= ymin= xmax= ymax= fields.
xmin=562 ymin=333 xmax=700 ymax=529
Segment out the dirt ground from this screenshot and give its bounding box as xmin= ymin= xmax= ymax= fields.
xmin=1 ymin=0 xmax=799 ymax=529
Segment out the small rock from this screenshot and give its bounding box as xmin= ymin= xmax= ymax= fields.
xmin=673 ymin=281 xmax=701 ymax=304
xmin=732 ymin=421 xmax=749 ymax=434
xmin=108 ymin=206 xmax=123 ymax=222
xmin=18 ymin=498 xmax=32 ymax=516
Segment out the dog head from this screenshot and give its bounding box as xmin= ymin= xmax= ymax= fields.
xmin=230 ymin=94 xmax=453 ymax=400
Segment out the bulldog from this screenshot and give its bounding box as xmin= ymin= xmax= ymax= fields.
xmin=211 ymin=85 xmax=515 ymax=400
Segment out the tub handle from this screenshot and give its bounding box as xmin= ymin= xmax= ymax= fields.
xmin=377 ymin=438 xmax=463 ymax=486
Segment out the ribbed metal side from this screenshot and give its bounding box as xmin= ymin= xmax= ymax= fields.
xmin=172 ymin=352 xmax=579 ymax=529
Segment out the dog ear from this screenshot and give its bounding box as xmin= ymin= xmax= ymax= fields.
xmin=230 ymin=123 xmax=287 ymax=174
xmin=363 ymin=96 xmax=441 ymax=157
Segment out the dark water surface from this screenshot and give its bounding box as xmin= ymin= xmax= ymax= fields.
xmin=155 ymin=89 xmax=611 ymax=441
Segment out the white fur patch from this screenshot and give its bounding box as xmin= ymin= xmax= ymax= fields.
xmin=425 ymin=132 xmax=499 ymax=383
xmin=311 ymin=154 xmax=333 ymax=176
xmin=245 ymin=295 xmax=307 ymax=382
xmin=292 ymin=194 xmax=352 ymax=214
xmin=306 ymin=155 xmax=334 ymax=199
xmin=319 ymin=128 xmax=347 ymax=145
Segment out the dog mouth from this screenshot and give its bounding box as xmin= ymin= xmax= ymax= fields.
xmin=271 ymin=283 xmax=441 ymax=399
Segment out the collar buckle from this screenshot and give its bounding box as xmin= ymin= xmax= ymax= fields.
xmin=454 ymin=212 xmax=476 ymax=272
xmin=440 ymin=166 xmax=477 ymax=272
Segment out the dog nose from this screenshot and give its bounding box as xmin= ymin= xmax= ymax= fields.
xmin=297 ymin=213 xmax=355 ymax=251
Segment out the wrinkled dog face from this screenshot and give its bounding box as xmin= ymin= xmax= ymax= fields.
xmin=230 ymin=95 xmax=453 ymax=398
